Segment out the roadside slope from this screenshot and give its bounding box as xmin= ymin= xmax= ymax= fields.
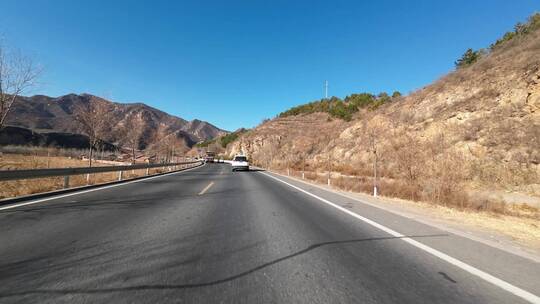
xmin=227 ymin=15 xmax=540 ymax=213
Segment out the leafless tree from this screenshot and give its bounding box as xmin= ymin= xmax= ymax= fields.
xmin=150 ymin=126 xmax=180 ymax=163
xmin=160 ymin=133 xmax=181 ymax=163
xmin=162 ymin=135 xmax=174 ymax=163
xmin=363 ymin=119 xmax=384 ymax=196
xmin=297 ymin=146 xmax=312 ymax=179
xmin=122 ymin=116 xmax=145 ymax=164
xmin=73 ymin=98 xmax=110 ymax=167
xmin=0 ymin=42 xmax=41 ymax=129
xmin=263 ymin=137 xmax=279 ymax=169
xmin=393 ymin=133 xmax=423 ymax=183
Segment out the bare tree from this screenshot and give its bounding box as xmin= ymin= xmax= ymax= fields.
xmin=73 ymin=98 xmax=110 ymax=167
xmin=0 ymin=42 xmax=41 ymax=129
xmin=363 ymin=121 xmax=380 ymax=196
xmin=388 ymin=130 xmax=424 ymax=200
xmin=150 ymin=125 xmax=176 ymax=163
xmin=122 ymin=116 xmax=145 ymax=164
xmin=160 ymin=133 xmax=176 ymax=163
xmin=264 ymin=137 xmax=279 ymax=169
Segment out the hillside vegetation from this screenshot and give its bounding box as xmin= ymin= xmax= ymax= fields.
xmin=455 ymin=13 xmax=540 ymax=68
xmin=279 ymin=92 xmax=401 ymax=121
xmin=227 ymin=13 xmax=540 ymax=217
xmin=194 ymin=128 xmax=248 ymax=153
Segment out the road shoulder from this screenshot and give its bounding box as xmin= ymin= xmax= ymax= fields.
xmin=257 ymin=170 xmax=540 ymax=302
xmin=263 ymin=170 xmax=540 ymax=262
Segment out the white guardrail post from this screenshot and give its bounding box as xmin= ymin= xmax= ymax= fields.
xmin=63 ymin=176 xmax=70 ymax=189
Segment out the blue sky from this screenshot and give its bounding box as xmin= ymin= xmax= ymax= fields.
xmin=1 ymin=0 xmax=538 ymax=131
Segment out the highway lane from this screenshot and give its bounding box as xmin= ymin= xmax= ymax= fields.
xmin=0 ymin=163 xmax=538 ymax=303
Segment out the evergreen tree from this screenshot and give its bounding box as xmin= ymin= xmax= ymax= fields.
xmin=455 ymin=48 xmax=481 ymax=68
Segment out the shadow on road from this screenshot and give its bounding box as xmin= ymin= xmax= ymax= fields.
xmin=230 ymin=168 xmax=265 ymax=172
xmin=0 ymin=233 xmax=448 ymax=297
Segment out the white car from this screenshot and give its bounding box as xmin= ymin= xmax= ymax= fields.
xmin=231 ymin=155 xmax=249 ymax=171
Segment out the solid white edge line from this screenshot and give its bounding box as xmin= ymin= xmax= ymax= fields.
xmin=268 ymin=169 xmax=540 ymax=263
xmin=260 ymin=172 xmax=540 ymax=304
xmin=0 ymin=163 xmax=205 ymax=211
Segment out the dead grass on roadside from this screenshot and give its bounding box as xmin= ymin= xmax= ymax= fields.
xmin=391 ymin=196 xmax=540 ymax=249
xmin=280 ymin=168 xmax=540 ymax=249
xmin=0 ymin=154 xmax=174 ymax=200
xmin=285 ymin=168 xmax=540 ymax=220
xmin=0 ymin=153 xmax=100 ymax=170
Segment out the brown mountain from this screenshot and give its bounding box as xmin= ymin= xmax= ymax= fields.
xmin=5 ymin=93 xmax=227 ymax=149
xmin=227 ymin=14 xmax=540 ymax=208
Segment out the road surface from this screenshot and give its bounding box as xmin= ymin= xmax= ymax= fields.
xmin=0 ymin=163 xmax=539 ymax=303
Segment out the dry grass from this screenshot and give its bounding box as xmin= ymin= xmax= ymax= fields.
xmin=277 ymin=169 xmax=540 ymax=249
xmin=266 ymin=122 xmax=539 ymax=219
xmin=0 ymin=153 xmax=105 ymax=170
xmin=0 ymin=153 xmax=182 ymax=200
xmin=386 ymin=195 xmax=540 ymax=249
xmin=284 ymin=168 xmax=540 ymax=220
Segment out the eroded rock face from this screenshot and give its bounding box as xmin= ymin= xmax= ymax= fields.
xmin=526 ymin=71 xmax=540 ymax=113
xmin=227 ymin=30 xmax=540 ymax=193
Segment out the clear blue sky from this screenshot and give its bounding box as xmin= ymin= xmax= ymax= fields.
xmin=1 ymin=0 xmax=538 ymax=131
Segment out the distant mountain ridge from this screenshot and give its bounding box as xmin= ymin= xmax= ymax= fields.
xmin=4 ymin=93 xmax=227 ymax=150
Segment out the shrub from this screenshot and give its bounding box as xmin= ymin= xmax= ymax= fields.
xmin=455 ymin=48 xmax=482 ymax=68
xmin=345 ymin=93 xmax=376 ymax=108
xmin=490 ymin=13 xmax=540 ymax=50
xmin=279 ymin=92 xmax=395 ymax=120
xmin=490 ymin=31 xmax=517 ymax=50
xmin=196 ymin=139 xmax=215 ymax=148
xmin=458 ymin=13 xmax=540 ymax=67
xmin=220 ymin=129 xmax=248 ymax=148
xmin=220 ymin=132 xmax=239 ymax=148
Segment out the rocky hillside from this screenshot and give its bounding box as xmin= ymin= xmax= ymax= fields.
xmin=5 ymin=94 xmax=227 ymax=150
xmin=228 ymin=14 xmax=540 ymax=207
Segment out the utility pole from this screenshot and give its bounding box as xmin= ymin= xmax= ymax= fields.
xmin=369 ymin=129 xmax=379 ymax=197
xmin=324 ymin=80 xmax=328 ymax=99
xmin=373 ymin=150 xmax=378 ymax=197
xmin=327 ymin=154 xmax=331 ymax=186
xmin=287 ymin=157 xmax=290 ymax=176
xmin=302 ymin=157 xmax=305 ymax=180
xmin=46 ymin=149 xmax=50 ymax=168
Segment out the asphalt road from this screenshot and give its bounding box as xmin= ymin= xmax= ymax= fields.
xmin=0 ymin=163 xmax=538 ymax=303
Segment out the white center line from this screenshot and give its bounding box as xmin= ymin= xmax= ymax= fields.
xmin=260 ymin=172 xmax=540 ymax=304
xmin=198 ymin=182 xmax=214 ymax=195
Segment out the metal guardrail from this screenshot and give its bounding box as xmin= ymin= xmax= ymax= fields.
xmin=0 ymin=161 xmax=203 ymax=188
